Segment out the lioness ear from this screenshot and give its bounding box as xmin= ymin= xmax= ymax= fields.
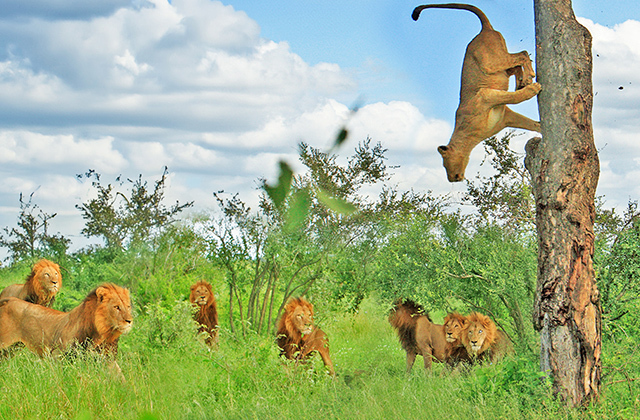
xmin=96 ymin=286 xmax=111 ymax=302
xmin=437 ymin=145 xmax=449 ymax=156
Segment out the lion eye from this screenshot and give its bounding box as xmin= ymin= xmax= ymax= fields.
xmin=479 ymin=330 xmax=483 ymax=334
xmin=115 ymin=305 xmax=120 ymax=310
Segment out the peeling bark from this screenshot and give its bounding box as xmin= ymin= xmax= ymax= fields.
xmin=526 ymin=0 xmax=601 ymax=406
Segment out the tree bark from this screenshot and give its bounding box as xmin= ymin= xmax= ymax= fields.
xmin=526 ymin=0 xmax=601 ymax=406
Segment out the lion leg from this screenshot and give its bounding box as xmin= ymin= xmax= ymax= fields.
xmin=481 ymin=83 xmax=541 ymax=107
xmin=406 ymin=351 xmax=417 ymax=373
xmin=503 ymin=107 xmax=541 ymax=132
xmin=317 ymin=346 xmax=335 ymax=376
xmin=422 ymin=348 xmax=433 ymax=370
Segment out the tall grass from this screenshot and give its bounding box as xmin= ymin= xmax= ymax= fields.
xmin=0 ymin=298 xmax=638 ymax=419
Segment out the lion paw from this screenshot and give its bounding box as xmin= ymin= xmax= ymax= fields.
xmin=528 ymin=82 xmax=542 ymax=94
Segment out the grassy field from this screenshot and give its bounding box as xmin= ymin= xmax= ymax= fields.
xmin=1 ymin=298 xmax=638 ymax=420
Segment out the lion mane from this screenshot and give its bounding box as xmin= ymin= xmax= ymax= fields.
xmin=189 ymin=280 xmax=219 ymax=346
xmin=0 ymin=259 xmax=62 ymax=307
xmin=443 ymin=312 xmax=472 ymax=365
xmin=388 ymin=299 xmax=448 ymax=372
xmin=276 ymin=297 xmax=335 ymax=376
xmin=462 ymin=312 xmax=512 ymax=362
xmin=0 ymin=283 xmax=133 ymax=371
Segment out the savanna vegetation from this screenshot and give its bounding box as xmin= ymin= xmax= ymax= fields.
xmin=1 ymin=133 xmax=639 ymax=419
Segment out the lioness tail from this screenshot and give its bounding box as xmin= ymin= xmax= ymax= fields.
xmin=412 ymin=3 xmax=493 ymax=31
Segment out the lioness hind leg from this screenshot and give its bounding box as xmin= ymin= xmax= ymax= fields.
xmin=503 ymin=107 xmax=541 ymax=132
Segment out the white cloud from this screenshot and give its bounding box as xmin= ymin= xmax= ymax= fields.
xmin=0 ymin=3 xmax=638 ymax=255
xmin=0 ymin=131 xmax=127 ymax=172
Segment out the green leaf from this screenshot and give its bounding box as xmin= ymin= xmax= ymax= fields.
xmin=333 ymin=128 xmax=349 ymax=149
xmin=316 ymin=188 xmax=357 ymax=215
xmin=284 ymin=188 xmax=311 ymax=232
xmin=263 ymin=160 xmax=293 ymax=211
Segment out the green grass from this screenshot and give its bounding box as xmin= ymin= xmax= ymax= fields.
xmin=0 ymin=298 xmax=638 ymax=420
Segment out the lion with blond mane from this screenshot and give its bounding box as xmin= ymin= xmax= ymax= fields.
xmin=0 ymin=259 xmax=62 ymax=307
xmin=389 ymin=299 xmax=448 ymax=372
xmin=0 ymin=283 xmax=133 ymax=373
xmin=462 ymin=312 xmax=512 ymax=362
xmin=189 ymin=280 xmax=219 ymax=346
xmin=276 ymin=297 xmax=335 ymax=376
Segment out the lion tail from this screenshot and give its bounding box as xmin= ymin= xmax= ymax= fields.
xmin=389 ymin=299 xmax=430 ymax=353
xmin=412 ymin=3 xmax=493 ymax=31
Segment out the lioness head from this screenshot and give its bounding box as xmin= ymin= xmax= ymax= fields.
xmin=31 ymin=259 xmax=62 ymax=296
xmin=95 ymin=284 xmax=133 ymax=337
xmin=288 ymin=298 xmax=314 ymax=336
xmin=437 ymin=145 xmax=469 ymax=182
xmin=444 ymin=312 xmax=468 ymax=344
xmin=190 ymin=281 xmax=213 ymax=307
xmin=464 ymin=312 xmax=497 ymax=356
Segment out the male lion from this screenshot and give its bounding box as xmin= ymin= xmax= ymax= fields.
xmin=443 ymin=312 xmax=471 ymax=365
xmin=276 ymin=297 xmax=335 ymax=376
xmin=0 ymin=259 xmax=62 ymax=307
xmin=189 ymin=280 xmax=219 ymax=346
xmin=0 ymin=283 xmax=133 ymax=373
xmin=388 ymin=299 xmax=448 ymax=372
xmin=413 ymin=3 xmax=541 ymax=182
xmin=462 ymin=312 xmax=512 ymax=363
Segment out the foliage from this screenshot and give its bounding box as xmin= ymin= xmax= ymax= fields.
xmin=75 ymin=167 xmax=193 ymax=251
xmin=596 ymin=200 xmax=640 ymax=337
xmin=464 ymin=132 xmax=535 ymax=232
xmin=200 ymin=137 xmax=393 ymax=336
xmin=1 ymin=296 xmax=635 ymax=419
xmin=0 ymin=192 xmax=70 ymax=264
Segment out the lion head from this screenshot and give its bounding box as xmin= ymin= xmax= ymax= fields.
xmin=0 ymin=259 xmax=62 ymax=307
xmin=92 ymin=284 xmax=134 ymax=344
xmin=275 ymin=297 xmax=334 ymax=375
xmin=444 ymin=312 xmax=469 ymax=344
xmin=463 ymin=312 xmax=498 ymax=357
xmin=189 ymin=280 xmax=219 ymax=346
xmin=28 ymin=259 xmax=62 ymax=301
xmin=190 ymin=280 xmax=214 ymax=308
xmin=281 ymin=297 xmax=314 ymax=339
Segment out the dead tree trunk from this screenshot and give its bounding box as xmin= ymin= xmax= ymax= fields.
xmin=525 ymin=0 xmax=601 ymax=406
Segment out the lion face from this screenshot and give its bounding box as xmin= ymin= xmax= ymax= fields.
xmin=95 ymin=285 xmax=133 ymax=337
xmin=33 ymin=260 xmax=62 ymax=296
xmin=190 ymin=282 xmax=213 ymax=307
xmin=444 ymin=313 xmax=468 ymax=344
xmin=466 ymin=322 xmax=486 ymax=354
xmin=291 ymin=303 xmax=314 ymax=336
xmin=438 ymin=145 xmax=469 ymax=183
xmin=464 ymin=312 xmax=497 ymax=356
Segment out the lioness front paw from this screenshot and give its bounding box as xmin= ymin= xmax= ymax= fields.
xmin=528 ymin=82 xmax=542 ymax=95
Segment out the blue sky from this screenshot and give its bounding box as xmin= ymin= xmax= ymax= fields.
xmin=0 ymin=0 xmax=639 ymax=253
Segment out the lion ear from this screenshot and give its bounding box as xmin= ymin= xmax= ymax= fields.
xmin=96 ymin=286 xmax=111 ymax=302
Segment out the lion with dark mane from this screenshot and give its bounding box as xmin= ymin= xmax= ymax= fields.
xmin=0 ymin=259 xmax=62 ymax=307
xmin=462 ymin=312 xmax=512 ymax=362
xmin=0 ymin=283 xmax=132 ymax=372
xmin=389 ymin=299 xmax=448 ymax=372
xmin=276 ymin=297 xmax=335 ymax=376
xmin=189 ymin=280 xmax=219 ymax=346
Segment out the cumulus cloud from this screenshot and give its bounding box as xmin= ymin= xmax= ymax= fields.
xmin=577 ymin=18 xmax=640 ymax=208
xmin=0 ymin=131 xmax=127 ymax=171
xmin=0 ymin=2 xmax=638 ymax=253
